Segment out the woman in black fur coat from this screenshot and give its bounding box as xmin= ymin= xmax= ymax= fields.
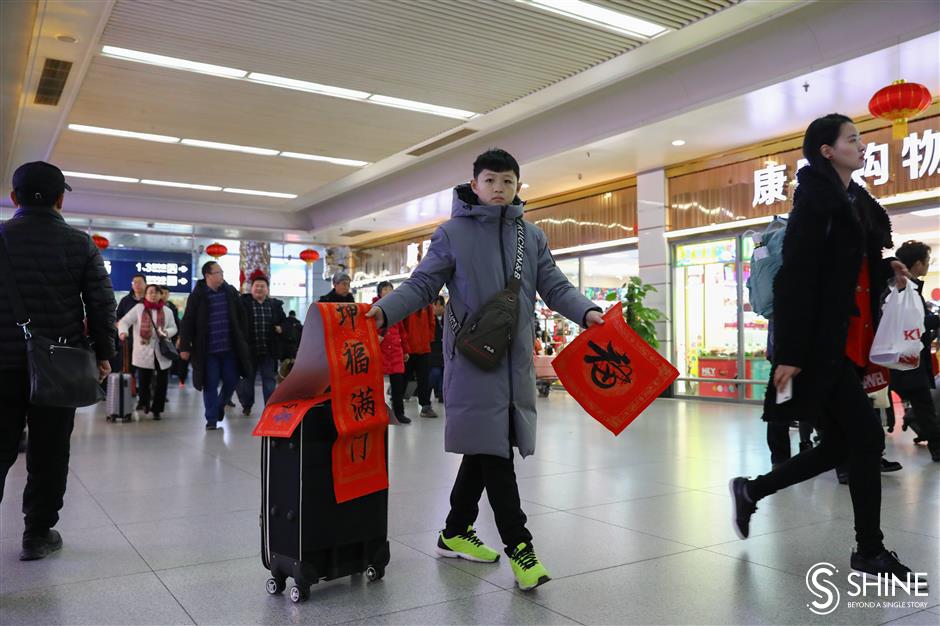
xmin=730 ymin=114 xmax=926 ymax=589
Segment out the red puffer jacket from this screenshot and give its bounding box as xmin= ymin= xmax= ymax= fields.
xmin=374 ymin=297 xmax=408 ymax=374
xmin=403 ymin=305 xmax=436 ymax=355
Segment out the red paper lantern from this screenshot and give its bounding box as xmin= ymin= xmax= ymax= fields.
xmin=91 ymin=234 xmax=109 ymax=250
xmin=868 ymin=80 xmax=932 ymax=140
xmin=299 ymin=248 xmax=320 ymax=265
xmin=206 ymin=242 xmax=227 ymax=259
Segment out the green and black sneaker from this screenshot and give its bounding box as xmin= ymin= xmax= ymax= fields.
xmin=508 ymin=542 xmax=551 ymax=591
xmin=436 ymin=526 xmax=500 ymax=563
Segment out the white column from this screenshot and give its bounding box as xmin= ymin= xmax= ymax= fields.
xmin=636 ymin=169 xmax=671 ymax=360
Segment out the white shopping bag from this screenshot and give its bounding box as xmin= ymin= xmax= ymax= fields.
xmin=869 ymin=283 xmax=925 ymax=371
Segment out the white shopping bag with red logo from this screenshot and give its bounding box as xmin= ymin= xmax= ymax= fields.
xmin=869 ymin=283 xmax=925 ymax=371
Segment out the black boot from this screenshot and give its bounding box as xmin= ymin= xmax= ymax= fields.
xmin=20 ymin=530 xmax=63 ymax=561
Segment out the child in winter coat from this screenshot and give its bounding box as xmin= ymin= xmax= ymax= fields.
xmin=367 ymin=149 xmax=603 ymax=591
xmin=374 ymin=282 xmax=411 ymax=424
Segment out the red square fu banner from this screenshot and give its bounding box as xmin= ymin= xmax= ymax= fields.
xmin=552 ymin=302 xmax=679 ymax=436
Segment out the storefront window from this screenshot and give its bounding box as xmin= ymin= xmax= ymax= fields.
xmin=673 ymin=238 xmax=741 ymax=399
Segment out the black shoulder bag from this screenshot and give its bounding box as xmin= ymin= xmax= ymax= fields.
xmin=448 ymin=213 xmax=526 ymax=371
xmin=147 ymin=309 xmax=180 ymax=363
xmin=0 ymin=228 xmax=105 ymax=408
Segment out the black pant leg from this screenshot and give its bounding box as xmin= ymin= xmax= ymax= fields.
xmin=152 ymin=367 xmax=169 ymax=414
xmin=389 ymin=373 xmax=406 ymax=418
xmin=414 ymin=354 xmax=431 ymax=406
xmin=799 ymin=420 xmax=815 ymax=444
xmin=0 ymin=370 xmax=29 ymax=505
xmin=897 ymin=387 xmax=940 ymax=445
xmin=444 ymin=455 xmax=485 ymax=536
xmin=766 ymin=420 xmax=791 ymax=465
xmin=480 ymin=452 xmax=532 ymax=549
xmin=138 ymin=367 xmax=155 ymax=409
xmin=23 ymin=403 xmax=76 ymax=536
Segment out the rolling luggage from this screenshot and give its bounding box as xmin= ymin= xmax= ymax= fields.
xmin=106 ymin=340 xmax=133 ymax=422
xmin=260 ymin=401 xmax=390 ymax=603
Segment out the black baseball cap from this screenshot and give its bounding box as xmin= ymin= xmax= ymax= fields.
xmin=11 ymin=161 xmax=72 ymax=206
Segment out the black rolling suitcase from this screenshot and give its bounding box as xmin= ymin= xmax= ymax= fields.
xmin=261 ymin=401 xmax=390 ymax=603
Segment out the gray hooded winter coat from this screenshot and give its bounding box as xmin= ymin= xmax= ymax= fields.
xmin=376 ymin=185 xmax=599 ymax=459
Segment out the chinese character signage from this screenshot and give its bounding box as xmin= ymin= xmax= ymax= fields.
xmin=102 ymin=248 xmax=193 ymax=293
xmin=551 ymin=303 xmax=679 ymax=436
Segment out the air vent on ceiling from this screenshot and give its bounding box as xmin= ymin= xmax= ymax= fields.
xmin=406 ymin=128 xmax=478 ymax=157
xmin=340 ymin=230 xmax=372 ymax=238
xmin=34 ymin=58 xmax=73 ymax=105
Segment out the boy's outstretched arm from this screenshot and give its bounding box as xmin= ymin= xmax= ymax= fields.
xmin=367 ymin=227 xmax=455 ymax=329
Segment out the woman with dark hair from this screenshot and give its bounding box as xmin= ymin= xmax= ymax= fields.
xmin=730 ymin=114 xmax=926 ymax=587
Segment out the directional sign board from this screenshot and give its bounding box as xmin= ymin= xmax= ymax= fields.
xmin=101 ymin=248 xmax=194 ymax=293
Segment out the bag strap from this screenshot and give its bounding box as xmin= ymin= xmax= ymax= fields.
xmin=0 ymin=226 xmax=33 ymax=339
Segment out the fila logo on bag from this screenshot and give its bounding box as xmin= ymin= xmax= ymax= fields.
xmin=903 ymin=329 xmax=922 ymax=341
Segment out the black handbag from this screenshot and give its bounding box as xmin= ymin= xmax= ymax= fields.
xmin=447 ymin=213 xmax=526 ymax=371
xmin=0 ymin=228 xmax=105 ymax=408
xmin=147 ymin=309 xmax=180 ymax=362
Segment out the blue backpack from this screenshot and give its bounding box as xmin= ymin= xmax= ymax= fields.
xmin=746 ymin=217 xmax=788 ymax=319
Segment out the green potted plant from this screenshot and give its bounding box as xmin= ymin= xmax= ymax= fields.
xmin=605 ymin=276 xmax=664 ymax=348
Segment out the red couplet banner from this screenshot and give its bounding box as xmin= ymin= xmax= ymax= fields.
xmin=551 ymin=302 xmax=679 ymax=436
xmin=252 ymin=302 xmax=388 ymax=504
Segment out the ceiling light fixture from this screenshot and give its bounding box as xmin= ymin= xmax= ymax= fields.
xmin=520 ymin=0 xmax=668 ymax=39
xmin=521 ymin=183 xmax=531 ymax=189
xmin=910 ymin=207 xmax=940 ymax=218
xmin=246 ymin=72 xmax=370 ymax=100
xmin=140 ymin=179 xmax=223 ymax=191
xmin=671 ymin=139 xmax=686 ymax=146
xmin=223 ymin=188 xmax=298 ymax=199
xmin=101 ymin=45 xmax=247 ymax=78
xmin=180 ymin=138 xmax=279 ymax=156
xmin=367 ymin=95 xmax=477 ymax=120
xmin=101 ymin=46 xmax=478 ymax=120
xmin=68 ymin=123 xmax=180 ymax=143
xmin=62 ymin=171 xmax=139 ymax=183
xmin=279 ymin=152 xmax=370 ymax=167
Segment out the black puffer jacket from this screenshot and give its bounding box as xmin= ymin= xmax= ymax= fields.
xmin=765 ymin=165 xmax=895 ymax=421
xmin=318 ymin=289 xmax=355 ymax=303
xmin=179 ymin=279 xmax=251 ymax=391
xmin=0 ymin=207 xmax=116 ymax=369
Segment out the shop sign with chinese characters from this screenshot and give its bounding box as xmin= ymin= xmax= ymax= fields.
xmin=752 ymin=128 xmax=939 ymax=206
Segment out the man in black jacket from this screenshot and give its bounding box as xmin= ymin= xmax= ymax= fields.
xmin=0 ymin=162 xmax=115 ymax=560
xmin=890 ymin=241 xmax=940 ymax=461
xmin=235 ymin=273 xmax=286 ymax=415
xmin=178 ymin=262 xmax=251 ymax=430
xmin=318 ymin=272 xmax=355 ymax=303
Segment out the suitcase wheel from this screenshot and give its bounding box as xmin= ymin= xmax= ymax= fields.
xmin=289 ymin=585 xmax=309 ymax=603
xmin=265 ymin=577 xmax=286 ymax=595
xmin=366 ymin=565 xmax=384 ymax=582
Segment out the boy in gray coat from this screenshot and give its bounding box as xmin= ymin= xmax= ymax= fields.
xmin=367 ymin=149 xmax=603 ymax=590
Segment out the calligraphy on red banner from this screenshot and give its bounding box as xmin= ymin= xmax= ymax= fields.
xmin=552 ymin=302 xmax=679 ymax=436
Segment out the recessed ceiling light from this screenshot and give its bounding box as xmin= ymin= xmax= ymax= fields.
xmin=279 ymin=152 xmax=370 ymax=167
xmin=520 ymin=0 xmax=669 ymax=39
xmin=141 ymin=179 xmax=223 ymax=191
xmin=56 ymin=35 xmax=77 ymax=43
xmin=62 ymin=171 xmax=139 ymax=183
xmin=222 ymin=188 xmax=298 ymax=199
xmin=69 ymin=124 xmax=180 ymax=143
xmin=367 ymin=95 xmax=477 ymax=120
xmin=521 ymin=183 xmax=531 ymax=189
xmin=101 ymin=45 xmax=247 ymax=78
xmin=671 ymin=139 xmax=686 ymax=146
xmin=180 ymin=139 xmax=278 ymax=156
xmin=246 ymin=72 xmax=369 ymax=100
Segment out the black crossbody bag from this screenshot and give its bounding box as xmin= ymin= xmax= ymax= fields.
xmin=448 ymin=213 xmax=525 ymax=371
xmin=0 ymin=227 xmax=105 ymax=408
xmin=147 ymin=309 xmax=180 ymax=362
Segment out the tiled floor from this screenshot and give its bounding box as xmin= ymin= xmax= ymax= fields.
xmin=1 ymin=386 xmax=938 ymax=625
